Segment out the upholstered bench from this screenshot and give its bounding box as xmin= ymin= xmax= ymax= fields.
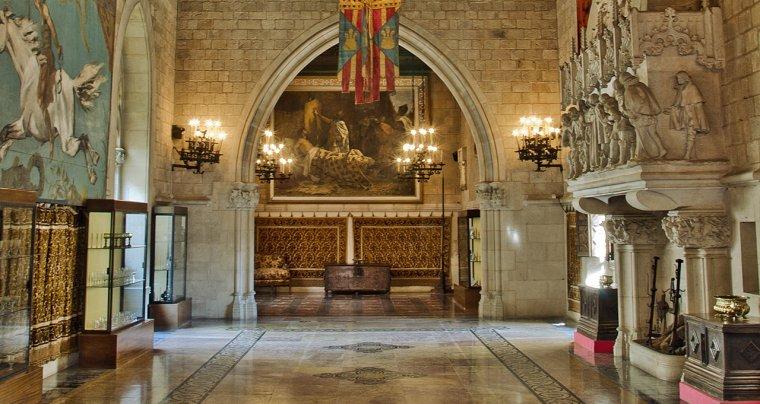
xmin=254 ymin=254 xmax=291 ymax=293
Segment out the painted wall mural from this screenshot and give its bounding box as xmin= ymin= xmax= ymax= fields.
xmin=0 ymin=0 xmax=114 ymax=204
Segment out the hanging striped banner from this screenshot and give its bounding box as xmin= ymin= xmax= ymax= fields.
xmin=368 ymin=0 xmax=401 ymax=103
xmin=338 ymin=0 xmax=401 ymax=104
xmin=339 ymin=0 xmax=370 ymax=104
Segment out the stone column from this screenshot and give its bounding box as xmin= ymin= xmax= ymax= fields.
xmin=228 ymin=182 xmax=260 ymax=321
xmin=475 ymin=182 xmax=508 ymax=319
xmin=661 ymin=213 xmax=731 ymax=314
xmin=603 ymin=215 xmax=666 ymax=358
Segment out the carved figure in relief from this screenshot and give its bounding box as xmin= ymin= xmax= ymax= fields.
xmin=561 ymin=112 xmax=578 ymax=179
xmin=618 ymin=72 xmax=667 ymax=160
xmin=605 ymin=97 xmax=636 ymax=166
xmin=667 ymin=71 xmax=709 ymax=160
xmin=585 ymin=94 xmax=602 ymax=169
xmin=571 ymin=103 xmax=589 ymax=174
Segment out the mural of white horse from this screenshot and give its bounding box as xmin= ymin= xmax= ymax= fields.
xmin=0 ymin=7 xmax=106 ymax=184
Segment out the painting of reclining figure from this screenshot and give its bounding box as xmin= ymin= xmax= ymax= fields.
xmin=0 ymin=0 xmax=113 ymax=204
xmin=270 ymin=77 xmax=424 ymax=203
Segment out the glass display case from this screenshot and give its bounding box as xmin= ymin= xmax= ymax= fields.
xmin=468 ymin=214 xmax=482 ymax=287
xmin=84 ymin=200 xmax=148 ymax=332
xmin=151 ymin=206 xmax=187 ymax=304
xmin=0 ymin=188 xmax=36 ymax=382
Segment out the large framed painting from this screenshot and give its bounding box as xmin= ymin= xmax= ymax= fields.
xmin=268 ymin=76 xmax=428 ymax=203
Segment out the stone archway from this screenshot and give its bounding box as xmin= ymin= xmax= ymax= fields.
xmin=106 ymin=0 xmax=153 ymax=203
xmin=233 ymin=16 xmax=502 ymax=183
xmin=229 ymin=15 xmax=510 ymax=320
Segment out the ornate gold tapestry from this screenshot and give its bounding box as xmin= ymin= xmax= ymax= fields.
xmin=30 ymin=206 xmax=84 ymax=366
xmin=566 ymin=211 xmax=583 ymax=313
xmin=353 ymin=217 xmax=450 ymax=280
xmin=255 ymin=218 xmax=347 ymax=271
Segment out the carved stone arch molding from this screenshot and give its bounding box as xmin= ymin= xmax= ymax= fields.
xmin=106 ymin=0 xmax=155 ymax=202
xmin=233 ymin=15 xmax=502 ymax=184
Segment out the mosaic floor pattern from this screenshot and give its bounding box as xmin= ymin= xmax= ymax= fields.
xmin=43 ymin=317 xmax=680 ymax=403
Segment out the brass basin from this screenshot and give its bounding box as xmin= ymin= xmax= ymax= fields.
xmin=713 ymin=295 xmax=750 ymax=319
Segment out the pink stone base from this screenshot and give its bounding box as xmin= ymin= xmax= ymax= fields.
xmin=573 ymin=331 xmax=614 ymax=353
xmin=679 ymin=382 xmax=760 ymax=404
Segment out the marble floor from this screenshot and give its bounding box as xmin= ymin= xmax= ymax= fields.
xmin=256 ymin=292 xmax=477 ymax=317
xmin=42 ymin=317 xmax=680 ymax=403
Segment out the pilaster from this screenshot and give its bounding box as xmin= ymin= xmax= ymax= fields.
xmin=475 ymin=182 xmax=508 ymax=319
xmin=603 ymin=215 xmax=666 ymax=358
xmin=228 ymin=182 xmax=260 ymax=321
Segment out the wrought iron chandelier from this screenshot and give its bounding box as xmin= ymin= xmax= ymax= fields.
xmin=395 ymin=127 xmax=444 ymax=182
xmin=172 ymin=119 xmax=226 ymax=174
xmin=512 ymin=116 xmax=562 ymax=172
xmin=255 ymin=129 xmax=293 ymax=182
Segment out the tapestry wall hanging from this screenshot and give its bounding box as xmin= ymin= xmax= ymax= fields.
xmin=269 ymin=76 xmax=426 ymax=203
xmin=0 ymin=1 xmax=113 ymax=205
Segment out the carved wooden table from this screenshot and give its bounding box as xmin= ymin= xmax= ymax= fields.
xmin=681 ymin=314 xmax=760 ymax=401
xmin=324 ymin=265 xmax=391 ymax=295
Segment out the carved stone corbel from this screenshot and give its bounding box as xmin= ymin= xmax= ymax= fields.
xmin=475 ymin=182 xmax=508 ymax=210
xmin=603 ymin=215 xmax=667 ymax=245
xmin=661 ymin=214 xmax=729 ymax=248
xmin=228 ymin=182 xmax=260 ymax=210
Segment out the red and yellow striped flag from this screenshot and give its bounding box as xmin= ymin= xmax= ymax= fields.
xmin=368 ymin=0 xmax=401 ymax=103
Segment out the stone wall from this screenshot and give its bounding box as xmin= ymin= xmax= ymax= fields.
xmin=149 ymin=0 xmax=179 ymax=201
xmin=720 ymin=0 xmax=760 ymax=170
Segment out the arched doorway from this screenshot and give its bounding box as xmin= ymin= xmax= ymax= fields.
xmin=230 ymin=16 xmax=508 ymax=320
xmin=111 ymin=1 xmax=151 ymax=202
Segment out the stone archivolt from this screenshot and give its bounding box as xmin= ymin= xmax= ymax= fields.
xmin=661 ymin=214 xmax=730 ymax=248
xmin=603 ymin=216 xmax=666 ymax=245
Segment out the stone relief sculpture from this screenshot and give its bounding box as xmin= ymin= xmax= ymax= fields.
xmin=666 ymin=71 xmax=709 ymax=160
xmin=559 ymin=0 xmax=724 ymax=181
xmin=618 ymin=72 xmax=667 ymax=160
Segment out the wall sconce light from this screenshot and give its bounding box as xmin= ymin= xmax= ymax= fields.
xmin=512 ymin=116 xmax=562 ymax=172
xmin=172 ymin=119 xmax=226 ymax=174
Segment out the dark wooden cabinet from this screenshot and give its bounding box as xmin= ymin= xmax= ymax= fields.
xmin=683 ymin=314 xmax=760 ymax=401
xmin=578 ymin=286 xmax=618 ymax=341
xmin=324 ymin=265 xmax=391 ymax=294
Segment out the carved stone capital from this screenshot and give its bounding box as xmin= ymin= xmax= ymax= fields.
xmin=661 ymin=214 xmax=729 ymax=248
xmin=475 ymin=182 xmax=508 ymax=210
xmin=228 ymin=182 xmax=260 ymax=210
xmin=114 ymin=147 xmax=126 ymax=166
xmin=603 ymin=216 xmax=666 ymax=245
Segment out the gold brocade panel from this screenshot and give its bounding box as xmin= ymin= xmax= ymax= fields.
xmin=353 ymin=217 xmax=450 ymax=275
xmin=255 ymin=218 xmax=347 ymax=269
xmin=30 ymin=206 xmax=84 ymax=366
xmin=0 ymin=207 xmax=33 ymax=312
xmin=566 ymin=211 xmax=581 ymax=313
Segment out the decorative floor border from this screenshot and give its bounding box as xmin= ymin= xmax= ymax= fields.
xmin=161 ymin=329 xmax=266 ymax=404
xmin=472 ymin=328 xmax=583 ymax=404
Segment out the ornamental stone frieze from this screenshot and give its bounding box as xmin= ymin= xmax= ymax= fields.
xmin=661 ymin=214 xmax=729 ymax=248
xmin=228 ymin=183 xmax=260 ymax=210
xmin=475 ymin=182 xmax=508 ymax=210
xmin=603 ymin=216 xmax=666 ymax=245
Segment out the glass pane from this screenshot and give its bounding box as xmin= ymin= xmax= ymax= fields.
xmin=153 ymin=215 xmax=173 ymax=302
xmin=0 ymin=206 xmax=33 ymax=379
xmin=85 ymin=212 xmax=113 ymax=331
xmin=172 ymin=215 xmax=187 ymax=301
xmin=113 ymin=212 xmax=147 ymax=329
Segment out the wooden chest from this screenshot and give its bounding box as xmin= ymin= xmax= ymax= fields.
xmin=683 ymin=314 xmax=760 ymax=401
xmin=578 ymin=286 xmax=619 ymax=341
xmin=324 ymin=265 xmax=391 ymax=294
